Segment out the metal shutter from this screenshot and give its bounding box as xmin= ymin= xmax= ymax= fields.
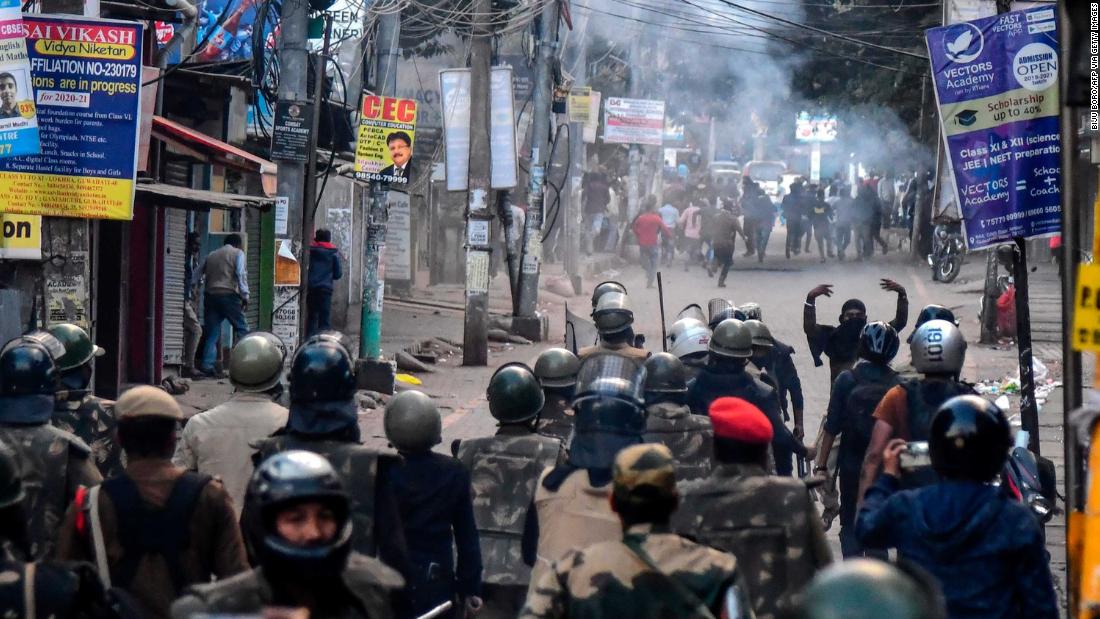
xmin=245 ymin=207 xmax=260 ymax=328
xmin=161 ymin=207 xmax=188 ymax=366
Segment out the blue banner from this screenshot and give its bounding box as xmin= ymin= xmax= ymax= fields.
xmin=0 ymin=0 xmax=39 ymax=158
xmin=926 ymin=6 xmax=1061 ymax=250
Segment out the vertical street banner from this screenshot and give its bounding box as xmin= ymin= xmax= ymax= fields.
xmin=0 ymin=15 xmax=142 ymax=220
xmin=439 ymin=69 xmax=470 ymax=192
xmin=602 ymin=97 xmax=665 ymax=146
xmin=0 ymin=0 xmax=38 ymax=158
xmin=489 ymin=66 xmax=517 ymax=189
xmin=354 ymin=95 xmax=417 ymax=185
xmin=925 ymin=6 xmax=1061 ymax=250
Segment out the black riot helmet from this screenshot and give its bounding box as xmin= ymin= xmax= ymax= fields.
xmin=591 ymin=281 xmax=628 ymax=313
xmin=533 ymin=348 xmax=580 ymax=390
xmin=907 ymin=304 xmax=959 ymax=343
xmin=930 ymin=395 xmax=1011 ymax=483
xmin=384 ymin=390 xmax=442 ymax=452
xmin=487 ymin=362 xmax=545 ymax=424
xmin=643 ymin=353 xmax=688 ymax=395
xmin=288 ymin=338 xmax=356 ymax=404
xmin=570 ymin=353 xmax=647 ymax=469
xmin=707 ymin=298 xmax=746 ymax=330
xmin=797 ymin=559 xmax=946 ymax=619
xmin=0 ymin=336 xmax=59 ymax=397
xmin=247 ymin=450 xmax=353 ymax=578
xmin=858 ymin=321 xmax=900 ymax=364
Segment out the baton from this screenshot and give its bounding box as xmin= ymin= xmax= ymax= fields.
xmin=416 ymin=601 xmax=454 ymax=619
xmin=657 ymin=271 xmax=668 ymax=352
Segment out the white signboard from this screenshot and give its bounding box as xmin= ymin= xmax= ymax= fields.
xmin=603 ymin=97 xmax=665 ymax=146
xmin=384 ymin=192 xmax=412 ymax=282
xmin=584 ymin=91 xmax=601 ymax=144
xmin=272 ymin=285 xmax=300 ymax=353
xmin=490 ymin=67 xmax=518 ymax=189
xmin=795 ymin=112 xmax=838 ymax=142
xmin=440 ymin=69 xmax=471 ymax=191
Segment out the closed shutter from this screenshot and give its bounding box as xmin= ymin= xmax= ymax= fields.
xmin=245 ymin=207 xmax=260 ymax=328
xmin=161 ymin=207 xmax=188 ymax=366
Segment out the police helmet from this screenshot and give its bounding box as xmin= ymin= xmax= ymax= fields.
xmin=859 ymin=321 xmax=900 ymax=364
xmin=707 ymin=298 xmax=746 ymax=329
xmin=573 ymin=352 xmax=647 ymax=407
xmin=907 ymin=305 xmax=959 ymax=343
xmin=739 ymin=302 xmax=762 ymax=321
xmin=247 ymin=450 xmax=353 ymax=576
xmin=230 ymin=332 xmax=287 ymax=393
xmin=591 ymin=281 xmax=628 ymax=311
xmin=669 ymin=320 xmax=711 ymax=359
xmin=743 ymin=320 xmax=774 ymax=349
xmin=0 ymin=336 xmax=59 ymax=397
xmin=289 ymin=338 xmax=355 ymax=403
xmin=46 ymin=323 xmax=104 ymax=372
xmin=487 ymin=362 xmax=545 ymax=424
xmin=593 ymin=292 xmax=634 ymax=335
xmin=643 ymin=352 xmax=688 ymax=394
xmin=798 ymin=559 xmax=945 ymax=619
xmin=930 ymin=395 xmax=1011 ymax=483
xmin=383 ymin=390 xmax=442 ymax=452
xmin=909 ymin=319 xmax=966 ymax=376
xmin=709 ymin=319 xmax=753 ymax=359
xmin=675 ymin=304 xmax=706 ymax=324
xmin=0 ymin=443 xmax=24 ymax=510
xmin=570 ymin=354 xmax=647 ymax=469
xmin=533 ymin=348 xmax=580 ymax=389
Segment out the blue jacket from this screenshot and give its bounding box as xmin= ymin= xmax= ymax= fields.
xmin=308 ymin=242 xmax=342 ymax=290
xmin=857 ymin=475 xmax=1058 ymax=619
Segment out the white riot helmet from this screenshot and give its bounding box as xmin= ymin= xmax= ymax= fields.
xmin=910 ymin=319 xmax=966 ymax=376
xmin=670 ymin=320 xmax=712 ymax=359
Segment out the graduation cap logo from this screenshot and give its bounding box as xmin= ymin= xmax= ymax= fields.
xmin=954 ymin=110 xmax=978 ymax=126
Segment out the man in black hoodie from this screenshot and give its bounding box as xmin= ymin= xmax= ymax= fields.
xmin=803 ymin=279 xmax=908 ymax=383
xmin=857 ymin=395 xmax=1058 ymax=619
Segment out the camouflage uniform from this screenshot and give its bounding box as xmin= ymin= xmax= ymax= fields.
xmin=455 ymin=426 xmax=562 ymax=618
xmin=52 ymin=394 xmax=124 ymax=479
xmin=675 ymin=462 xmax=832 ymax=619
xmin=643 ymin=402 xmax=712 ymax=481
xmin=0 ymin=421 xmax=101 ymax=559
xmin=537 ymin=393 xmax=574 ymax=446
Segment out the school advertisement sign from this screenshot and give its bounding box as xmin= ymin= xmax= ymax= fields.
xmin=0 ymin=0 xmax=39 ymax=158
xmin=926 ymin=6 xmax=1061 ymax=250
xmin=0 ymin=15 xmax=142 ymax=220
xmin=354 ymin=95 xmax=417 ymax=186
xmin=603 ymin=97 xmax=664 ymax=146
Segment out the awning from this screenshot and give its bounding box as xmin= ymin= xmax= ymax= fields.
xmin=151 ymin=115 xmax=277 ymax=197
xmin=135 ymin=182 xmax=274 ymax=212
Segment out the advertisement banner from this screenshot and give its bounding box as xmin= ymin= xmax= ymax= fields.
xmin=0 ymin=15 xmax=142 ymax=220
xmin=795 ymin=111 xmax=838 ymax=142
xmin=0 ymin=0 xmax=39 ymax=158
xmin=355 ymin=95 xmax=417 ymax=185
xmin=440 ymin=69 xmax=470 ymax=192
xmin=489 ymin=66 xmax=517 ymax=189
xmin=0 ymin=213 xmax=39 ymax=259
xmin=926 ymin=6 xmax=1061 ymax=250
xmin=603 ymin=97 xmax=664 ymax=146
xmin=567 ymin=87 xmax=591 ymax=123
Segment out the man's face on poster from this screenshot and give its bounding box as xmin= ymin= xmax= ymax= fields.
xmin=388 ymin=135 xmax=411 ymax=167
xmin=0 ymin=77 xmax=18 ymax=110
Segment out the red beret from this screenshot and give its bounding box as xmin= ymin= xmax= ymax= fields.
xmin=709 ymin=397 xmax=773 ymax=444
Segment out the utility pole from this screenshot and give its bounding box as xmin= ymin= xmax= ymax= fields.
xmin=357 ymin=11 xmax=401 ymax=389
xmin=565 ymin=12 xmax=587 ymax=295
xmin=514 ymin=0 xmax=560 ymax=339
xmin=300 ymin=14 xmax=333 ymax=335
xmin=462 ymin=0 xmax=494 ymax=365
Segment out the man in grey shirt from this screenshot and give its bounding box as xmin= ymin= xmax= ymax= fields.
xmin=197 ymin=234 xmax=250 ymax=376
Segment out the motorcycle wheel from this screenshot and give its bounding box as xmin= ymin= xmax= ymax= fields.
xmin=937 ymin=255 xmax=961 ymax=283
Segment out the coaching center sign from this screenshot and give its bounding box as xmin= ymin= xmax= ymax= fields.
xmin=355 ymin=95 xmax=417 ymax=186
xmin=603 ymin=97 xmax=664 ymax=146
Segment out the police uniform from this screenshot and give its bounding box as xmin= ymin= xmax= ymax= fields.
xmin=643 ymin=402 xmax=712 ymax=481
xmin=455 ymin=426 xmax=561 ymax=618
xmin=577 ymin=340 xmax=649 ymax=363
xmin=676 ymin=397 xmax=831 ymax=619
xmin=52 ymin=394 xmax=125 ymax=479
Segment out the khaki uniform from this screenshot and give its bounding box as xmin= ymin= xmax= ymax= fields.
xmin=55 ymin=458 xmax=250 ymax=619
xmin=52 ymin=394 xmax=125 ymax=479
xmin=520 ymin=524 xmax=748 ymax=619
xmin=173 ymin=393 xmax=289 ymax=516
xmin=675 ymin=462 xmax=831 ymax=619
xmin=171 ymin=553 xmax=404 ymax=619
xmin=577 ymin=340 xmax=649 ymax=363
xmin=643 ymin=402 xmax=712 ymax=481
xmin=0 ymin=423 xmax=101 ymax=559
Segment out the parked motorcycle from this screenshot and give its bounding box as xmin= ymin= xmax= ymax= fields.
xmin=1001 ymin=429 xmax=1058 ymax=525
xmin=928 ymin=219 xmax=964 ymax=283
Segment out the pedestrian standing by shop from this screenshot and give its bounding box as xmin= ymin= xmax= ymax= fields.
xmin=631 ymin=196 xmax=672 ymax=289
xmin=307 ymin=229 xmax=343 ymax=336
xmin=197 ymin=234 xmax=250 ymax=377
xmin=182 ymin=232 xmax=203 ymax=376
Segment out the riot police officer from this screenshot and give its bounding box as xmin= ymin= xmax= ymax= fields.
xmin=642 ymin=352 xmax=712 ymax=481
xmin=0 ymin=335 xmax=101 ymax=559
xmin=251 ymin=335 xmax=408 ymax=577
xmin=686 ymin=319 xmax=803 ymax=476
xmin=858 ymin=320 xmax=974 ymax=498
xmin=532 ymin=348 xmax=579 ymax=444
xmin=453 ymin=363 xmax=561 ymax=618
xmin=746 ymin=319 xmax=805 ymax=441
xmin=47 ymin=323 xmax=123 ymax=478
xmin=383 ymin=390 xmax=483 ymax=618
xmin=589 ymin=281 xmax=627 ymax=315
xmin=667 ymin=317 xmax=711 ymax=381
xmin=796 ymin=559 xmax=947 ymax=619
xmin=707 ymin=298 xmax=745 ymax=330
xmin=530 ymin=352 xmax=648 ymax=589
xmin=857 ymin=396 xmax=1058 ymax=618
xmin=579 ymin=292 xmax=648 ymax=362
xmin=172 ymin=450 xmax=405 ymax=618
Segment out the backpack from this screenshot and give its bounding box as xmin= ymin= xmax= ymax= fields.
xmin=842 ymin=363 xmax=900 ymax=457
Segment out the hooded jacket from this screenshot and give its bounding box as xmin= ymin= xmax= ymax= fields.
xmin=308 ymin=242 xmax=343 ymax=290
xmin=856 ymin=475 xmax=1058 ymax=619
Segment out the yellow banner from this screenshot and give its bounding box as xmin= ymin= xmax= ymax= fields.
xmin=0 ymin=213 xmax=40 ymax=259
xmin=1072 ymin=264 xmax=1100 ymax=352
xmin=0 ymin=172 xmax=133 ymax=219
